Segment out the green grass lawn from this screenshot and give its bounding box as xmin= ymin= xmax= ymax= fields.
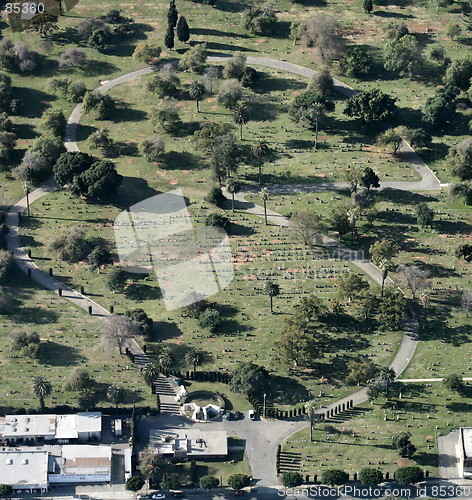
xmin=0 ymin=272 xmax=154 ymax=411
xmin=282 ymin=383 xmax=472 ymax=478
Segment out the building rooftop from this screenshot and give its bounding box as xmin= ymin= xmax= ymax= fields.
xmin=461 ymin=428 xmax=472 ymax=459
xmin=150 ymin=428 xmax=228 ymax=457
xmin=77 ymin=412 xmax=102 ymax=434
xmin=0 ymin=413 xmax=102 ymax=441
xmin=59 ymin=445 xmax=111 ymax=475
xmin=0 ymin=450 xmax=48 ymax=487
xmin=3 ymin=415 xmax=55 ymax=438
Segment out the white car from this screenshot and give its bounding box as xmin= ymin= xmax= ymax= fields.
xmin=248 ymin=409 xmax=256 ymax=420
xmin=151 ymin=494 xmax=166 ymax=500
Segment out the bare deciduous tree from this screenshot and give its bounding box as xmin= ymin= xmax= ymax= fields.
xmin=461 ymin=290 xmax=472 ymax=317
xmin=101 ymin=314 xmax=140 ymax=354
xmin=301 ymin=13 xmax=345 ymax=65
xmin=292 ymin=211 xmax=324 ymax=246
xmin=397 ymin=265 xmax=431 ymax=298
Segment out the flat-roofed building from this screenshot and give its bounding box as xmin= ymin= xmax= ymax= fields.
xmin=150 ymin=428 xmax=228 ymax=458
xmin=0 ymin=450 xmax=48 ymax=492
xmin=48 ymin=445 xmax=112 ymax=484
xmin=459 ymin=427 xmax=472 ymax=478
xmin=0 ymin=412 xmax=102 ymax=444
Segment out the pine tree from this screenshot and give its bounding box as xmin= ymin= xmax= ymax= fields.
xmin=168 ymin=1 xmax=178 ymax=28
xmin=364 ymin=0 xmax=373 ymax=14
xmin=176 ymin=15 xmax=190 ymax=43
xmin=164 ymin=24 xmax=175 ymax=50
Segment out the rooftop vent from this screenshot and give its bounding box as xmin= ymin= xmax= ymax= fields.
xmin=22 ymin=459 xmax=29 ymax=465
xmin=6 ymin=459 xmax=13 ymax=465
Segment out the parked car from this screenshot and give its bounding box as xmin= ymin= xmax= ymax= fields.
xmin=137 ymin=495 xmax=153 ymax=500
xmin=234 ymin=411 xmax=243 ymax=420
xmin=248 ymin=409 xmax=256 ymax=420
xmin=151 ymin=494 xmax=166 ymax=500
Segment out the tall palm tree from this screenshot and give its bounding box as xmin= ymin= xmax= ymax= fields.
xmin=252 ymin=140 xmax=269 ymax=185
xmin=189 ymin=81 xmax=206 ymax=112
xmin=142 ymin=361 xmax=160 ymax=385
xmin=263 ymin=280 xmax=280 ymax=314
xmin=233 ymin=103 xmax=249 ymax=140
xmin=259 ymin=187 xmax=269 ymax=225
xmin=107 ymin=385 xmax=125 ymax=407
xmin=158 ymin=346 xmax=174 ymax=373
xmin=305 ymin=102 xmax=326 ymax=149
xmin=32 ymin=376 xmax=52 ymax=410
xmin=185 ymin=348 xmax=203 ymax=373
xmin=378 ymin=258 xmax=390 ymax=297
xmin=226 ymin=179 xmax=241 ymax=212
xmin=379 ymin=367 xmax=396 ymax=399
xmin=305 ymin=400 xmax=317 ymax=442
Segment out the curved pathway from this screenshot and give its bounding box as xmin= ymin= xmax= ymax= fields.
xmin=4 ymin=55 xmax=442 ymax=488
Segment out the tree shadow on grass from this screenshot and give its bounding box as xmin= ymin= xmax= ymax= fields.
xmin=111 ymin=105 xmax=148 ymax=123
xmin=51 ymin=26 xmax=82 ymax=45
xmin=192 ymin=28 xmax=250 ymax=39
xmin=216 ymin=0 xmax=250 ymax=13
xmin=228 ymin=221 xmax=256 ymax=236
xmin=207 ymin=41 xmax=256 ymax=53
xmin=285 ymin=139 xmax=314 ymax=149
xmin=163 ymin=151 xmax=203 ymax=170
xmin=14 ymin=307 xmax=59 ymax=325
xmin=112 ymin=176 xmax=159 ymax=208
xmin=377 ymin=188 xmax=439 ymax=204
xmin=37 ymin=341 xmax=84 ymax=366
xmin=153 ymin=321 xmax=184 ymax=341
xmin=374 ymin=10 xmax=414 ymax=18
xmin=253 ymin=74 xmax=307 ymax=94
xmin=13 ymin=87 xmax=55 ymax=119
xmin=14 ymin=123 xmax=37 ymax=140
xmin=83 ymin=60 xmax=119 ymax=77
xmin=267 ymin=374 xmax=311 ymax=405
xmin=76 ymin=124 xmax=96 ymax=142
xmin=414 ymin=452 xmax=437 ymax=467
xmin=125 ymin=283 xmax=162 ymax=302
xmin=249 ymin=99 xmax=280 ymax=122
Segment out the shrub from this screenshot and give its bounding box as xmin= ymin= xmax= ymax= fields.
xmin=59 ymin=48 xmax=87 ymax=69
xmin=243 ymin=4 xmax=277 ymax=35
xmin=321 ymin=469 xmax=349 ymax=486
xmin=125 ymin=476 xmax=144 ymax=492
xmin=217 ymin=79 xmax=242 ymax=109
xmin=13 ymin=150 xmax=50 ymax=184
xmin=179 ymin=43 xmax=207 ymax=73
xmin=105 ymin=268 xmax=128 ymax=293
xmin=205 ymin=213 xmax=230 ymax=230
xmin=83 ymin=91 xmax=116 ymax=120
xmin=200 ymin=475 xmax=220 ymax=489
xmin=359 ymin=467 xmax=383 ymax=485
xmin=227 ymin=474 xmax=251 ymax=492
xmin=125 ymin=309 xmax=153 ymax=335
xmin=197 ymin=307 xmax=222 ymax=332
xmin=339 ymin=47 xmax=373 ymax=78
xmin=443 ymin=373 xmax=465 ymax=393
xmin=141 ymin=136 xmax=165 ymax=162
xmin=282 ymin=471 xmax=303 ymax=488
xmin=133 ymin=43 xmax=161 ymax=64
xmin=205 ymin=187 xmax=226 ymax=207
xmin=39 ymin=109 xmax=67 ymax=138
xmin=49 ymin=227 xmax=92 ymax=263
xmin=0 ymin=250 xmax=14 ymax=283
xmin=394 ymin=466 xmax=424 ymax=485
xmin=53 ymin=152 xmax=95 ymax=186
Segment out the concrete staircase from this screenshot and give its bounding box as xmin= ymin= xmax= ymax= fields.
xmin=153 ymin=376 xmax=181 ymax=415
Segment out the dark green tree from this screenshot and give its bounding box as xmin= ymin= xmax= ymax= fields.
xmin=344 ymin=89 xmax=397 ymax=124
xmin=394 ymin=466 xmax=424 ymax=485
xmin=415 ymin=203 xmax=434 ymax=227
xmin=339 ymin=46 xmax=373 ymax=78
xmin=164 ymin=24 xmax=175 ymax=50
xmin=233 ymin=103 xmax=249 ymax=140
xmin=0 ymin=485 xmax=13 ymax=498
xmin=32 ymin=376 xmax=52 ymax=410
xmin=189 ymin=81 xmax=205 ymax=112
xmin=105 ymin=268 xmax=128 ymax=293
xmin=282 ymin=471 xmax=304 ymax=487
xmin=361 ymin=167 xmax=380 ymax=191
xmin=363 ymin=0 xmax=373 ymax=14
xmin=392 ymin=432 xmax=417 ymax=458
xmin=168 ymin=0 xmax=178 ymax=28
xmin=263 ymin=280 xmax=280 ymax=314
xmin=359 ymin=468 xmax=383 ymax=485
xmin=200 ymin=476 xmax=220 ymax=489
xmin=176 ymin=15 xmax=190 ymax=43
xmin=126 ymin=476 xmax=144 ymax=492
xmin=230 ymin=362 xmax=269 ymax=395
xmin=321 ymin=469 xmax=349 ymax=486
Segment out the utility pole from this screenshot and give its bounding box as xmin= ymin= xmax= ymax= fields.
xmin=263 ymin=393 xmax=267 ymax=418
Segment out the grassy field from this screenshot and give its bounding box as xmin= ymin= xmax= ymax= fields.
xmin=0 ymin=272 xmax=154 ymax=411
xmin=75 ymin=66 xmax=421 ymax=186
xmin=246 ymin=188 xmax=472 ymax=381
xmin=282 ymin=383 xmax=472 ymax=478
xmin=21 ymin=190 xmax=405 ymax=410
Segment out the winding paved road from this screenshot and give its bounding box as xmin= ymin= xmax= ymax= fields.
xmin=4 ymin=55 xmax=445 ymax=488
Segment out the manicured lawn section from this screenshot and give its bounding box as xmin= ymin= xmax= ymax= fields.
xmin=183 ymin=381 xmax=252 ymax=412
xmin=251 ymin=188 xmax=472 ymax=381
xmin=191 ymin=448 xmax=251 ymax=486
xmin=282 ymin=384 xmax=472 ymax=478
xmin=21 ymin=190 xmax=403 ymax=409
xmin=0 ymin=272 xmax=154 ymax=411
xmin=75 ymin=66 xmax=421 ymax=185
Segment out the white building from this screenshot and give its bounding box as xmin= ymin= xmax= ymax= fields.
xmin=0 ymin=412 xmax=102 ymax=443
xmin=0 ymin=450 xmax=49 ymax=493
xmin=459 ymin=427 xmax=472 ymax=479
xmin=150 ymin=428 xmax=228 ymax=458
xmin=0 ymin=444 xmax=112 ymax=491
